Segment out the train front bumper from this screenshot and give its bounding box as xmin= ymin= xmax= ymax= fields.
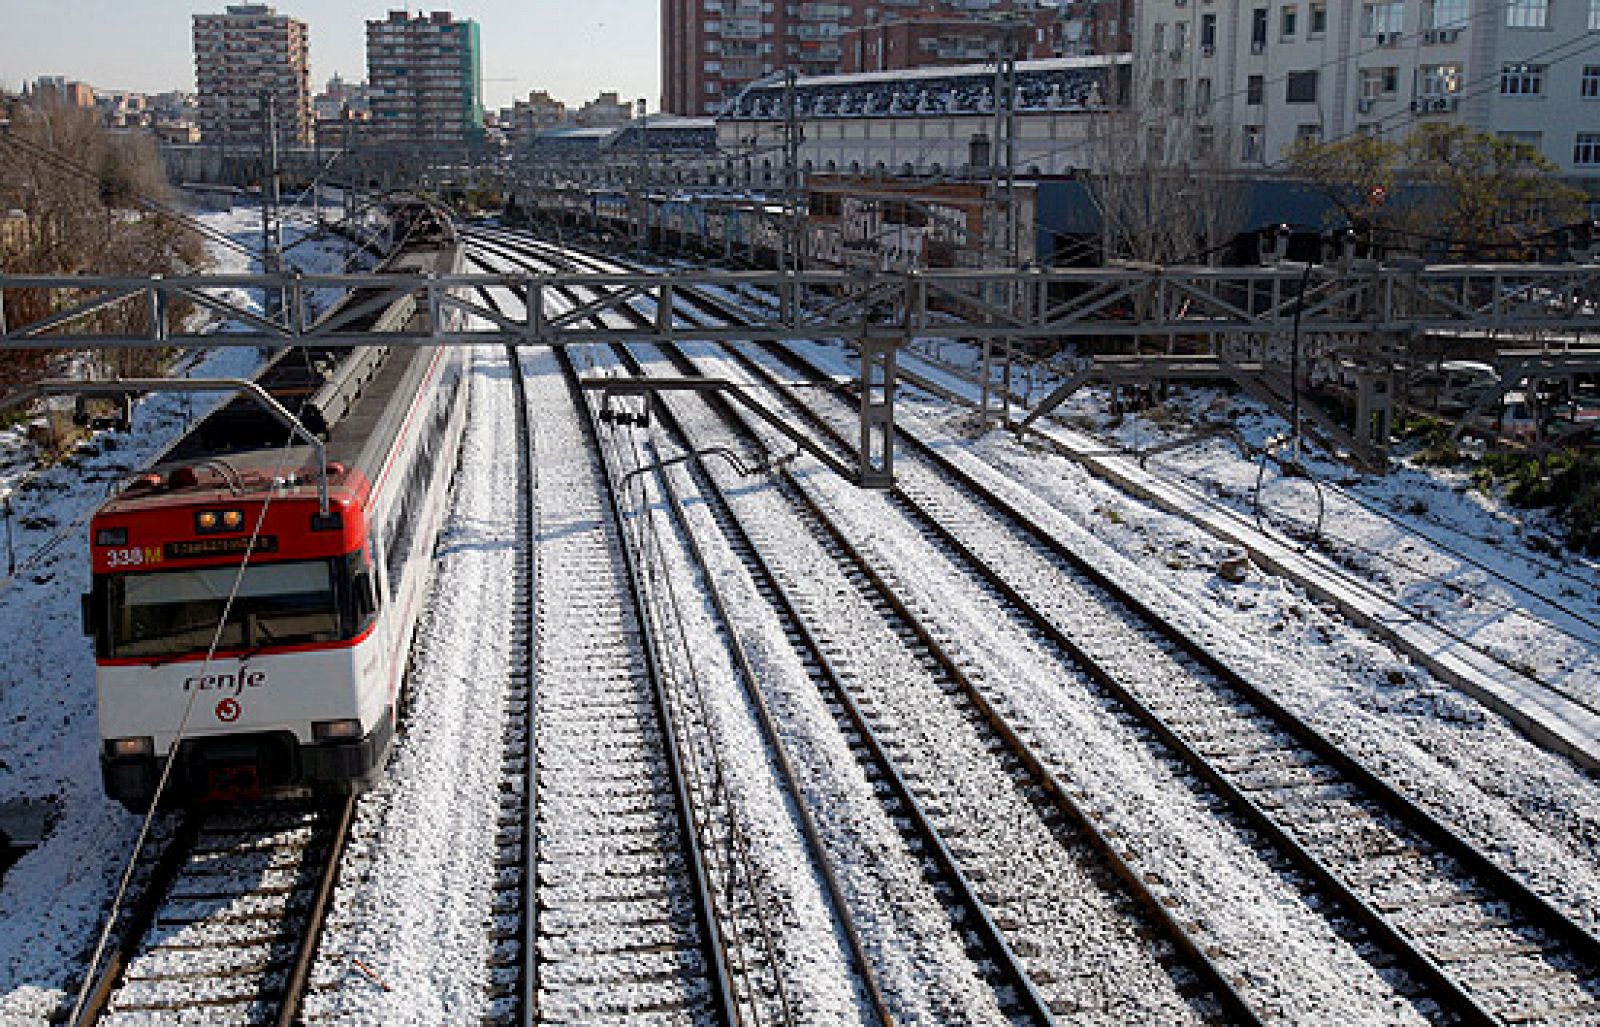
xmin=102 ymin=711 xmax=394 ymax=808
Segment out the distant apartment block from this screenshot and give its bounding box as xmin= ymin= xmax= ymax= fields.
xmin=662 ymin=0 xmax=1074 ymax=116
xmin=366 ymin=10 xmax=484 ymax=147
xmin=838 ymin=9 xmax=1063 ymax=75
xmin=574 ymin=91 xmax=635 ymax=127
xmin=193 ymin=4 xmax=313 ymax=147
xmin=28 ymin=76 xmax=96 ymax=109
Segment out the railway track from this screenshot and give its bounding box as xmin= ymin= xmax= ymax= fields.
xmin=469 ymin=228 xmax=1600 ymax=1022
xmin=895 ymin=340 xmax=1600 ymax=716
xmin=74 ymin=799 xmax=353 ymax=1025
xmin=597 ymin=337 xmax=1256 ymax=1022
xmin=473 ymin=231 xmax=1248 ymax=1019
xmin=465 ymin=270 xmax=735 ymax=1023
xmin=695 ymin=328 xmax=1600 ymax=1025
xmin=597 ymin=341 xmax=1055 ymax=1024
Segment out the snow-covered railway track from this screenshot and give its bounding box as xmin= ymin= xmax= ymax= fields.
xmin=715 ymin=336 xmax=1600 ymax=1025
xmin=604 ymin=343 xmax=1052 ymax=1023
xmin=466 ymin=272 xmax=734 ymax=1022
xmin=77 ymin=800 xmax=353 ymax=1025
xmin=611 ymin=339 xmax=1253 ymax=1023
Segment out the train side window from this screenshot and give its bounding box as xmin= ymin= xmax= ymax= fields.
xmin=346 ymin=552 xmax=379 ymax=634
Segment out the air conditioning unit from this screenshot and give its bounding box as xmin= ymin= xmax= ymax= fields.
xmin=1357 ymin=97 xmax=1375 ymax=112
xmin=1376 ymin=31 xmax=1400 ymax=46
xmin=1410 ymin=95 xmax=1459 ymax=112
xmin=1170 ymin=47 xmax=1185 ymax=59
xmin=1251 ymin=39 xmax=1266 ymax=53
xmin=1202 ymin=43 xmax=1215 ymax=56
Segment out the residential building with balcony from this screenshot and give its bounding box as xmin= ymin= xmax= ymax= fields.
xmin=663 ymin=0 xmax=1072 ymax=116
xmin=1131 ymin=0 xmax=1600 ymax=178
xmin=192 ymin=4 xmax=313 ymax=148
xmin=366 ymin=10 xmax=484 ymax=147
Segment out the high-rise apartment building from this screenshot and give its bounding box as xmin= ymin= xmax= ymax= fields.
xmin=1134 ymin=0 xmax=1600 ymax=177
xmin=366 ymin=10 xmax=484 ymax=147
xmin=662 ymin=0 xmax=1067 ymax=115
xmin=193 ymin=4 xmax=313 ymax=147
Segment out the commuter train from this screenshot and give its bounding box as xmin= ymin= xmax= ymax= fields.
xmin=83 ymin=223 xmax=468 ymax=808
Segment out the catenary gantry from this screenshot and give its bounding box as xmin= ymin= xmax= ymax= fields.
xmin=3 ymin=261 xmax=1599 ymax=350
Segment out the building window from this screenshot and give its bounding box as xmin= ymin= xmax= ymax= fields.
xmin=1583 ymin=65 xmax=1600 ymax=97
xmin=1242 ymin=125 xmax=1265 ymax=162
xmin=1251 ymin=8 xmax=1270 ymax=49
xmin=1362 ymin=66 xmax=1401 ymax=96
xmin=1429 ymin=0 xmax=1469 ymax=26
xmin=1175 ymin=22 xmax=1190 ymax=53
xmin=1247 ymin=74 xmax=1265 ymax=104
xmin=1173 ymin=78 xmax=1188 ymax=110
xmin=1297 ymin=123 xmax=1322 ymax=144
xmin=1576 ymin=133 xmax=1600 ymax=164
xmin=1310 ymin=3 xmax=1328 ymax=34
xmin=1506 ymin=0 xmax=1549 ymax=27
xmin=1500 ymin=63 xmax=1546 ymax=94
xmin=1151 ymin=79 xmax=1166 ymax=105
xmin=1282 ymin=6 xmax=1298 ymax=37
xmin=1153 ymin=22 xmax=1166 ymax=50
xmin=1202 ymin=14 xmax=1218 ymax=48
xmin=1286 ymin=70 xmax=1319 ymax=102
xmin=1364 ymin=2 xmax=1405 ymax=33
xmin=1420 ymin=63 xmax=1461 ymax=95
xmin=1591 ymin=0 xmax=1600 ymax=29
xmin=1197 ymin=76 xmax=1213 ymax=109
xmin=1195 ymin=124 xmax=1215 ymax=157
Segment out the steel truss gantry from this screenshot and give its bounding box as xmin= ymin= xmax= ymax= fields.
xmin=3 ymin=261 xmax=1598 ymax=350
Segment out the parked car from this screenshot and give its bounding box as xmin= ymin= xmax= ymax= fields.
xmin=1472 ymin=390 xmax=1540 ymax=442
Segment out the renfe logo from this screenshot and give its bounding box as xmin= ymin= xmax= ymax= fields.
xmin=183 ymin=667 xmax=267 ymax=697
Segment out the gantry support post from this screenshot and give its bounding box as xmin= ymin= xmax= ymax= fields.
xmin=858 ymin=331 xmax=897 ymax=488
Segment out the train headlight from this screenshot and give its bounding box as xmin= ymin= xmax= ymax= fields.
xmin=313 ymin=719 xmax=363 ymax=742
xmin=195 ymin=509 xmax=245 ymax=534
xmin=107 ymin=736 xmax=154 ymax=758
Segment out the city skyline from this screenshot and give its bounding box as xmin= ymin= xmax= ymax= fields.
xmin=0 ymin=0 xmax=660 ymax=111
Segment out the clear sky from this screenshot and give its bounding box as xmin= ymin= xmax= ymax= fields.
xmin=0 ymin=1 xmax=661 ymax=111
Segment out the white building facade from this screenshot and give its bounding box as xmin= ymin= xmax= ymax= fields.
xmin=1132 ymin=0 xmax=1600 ymax=178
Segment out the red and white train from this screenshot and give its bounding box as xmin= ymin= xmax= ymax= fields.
xmin=83 ymin=229 xmax=469 ymax=807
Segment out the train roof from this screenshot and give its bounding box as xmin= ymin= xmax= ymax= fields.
xmin=97 ymin=243 xmax=459 ymax=517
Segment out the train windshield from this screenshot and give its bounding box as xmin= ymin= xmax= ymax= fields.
xmin=105 ymin=559 xmax=341 ymax=659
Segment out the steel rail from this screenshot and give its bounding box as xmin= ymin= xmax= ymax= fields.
xmin=728 ymin=330 xmax=1600 ymax=1021
xmin=473 ymin=267 xmax=739 ymax=1024
xmin=607 ymin=342 xmax=971 ymax=1026
xmin=70 ymin=815 xmax=204 ymax=1026
xmin=477 ymin=235 xmax=895 ymax=1022
xmin=710 ymin=336 xmax=1507 ymax=1024
xmin=274 ymin=796 xmax=357 ymax=1027
xmin=73 ymin=801 xmax=353 ymax=1026
xmin=481 ymin=230 xmax=1058 ymax=1021
xmin=551 ymin=343 xmax=740 ymax=1027
xmin=501 ymin=332 xmax=541 ymax=1027
xmin=637 ymin=336 xmax=1261 ymax=1025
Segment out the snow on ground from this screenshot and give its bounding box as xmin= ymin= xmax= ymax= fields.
xmin=0 ymin=205 xmax=363 ymax=1020
xmin=903 ymin=339 xmax=1600 ymax=710
xmin=305 ymin=345 xmax=500 ymax=1023
xmin=787 ymin=337 xmax=1600 ymax=930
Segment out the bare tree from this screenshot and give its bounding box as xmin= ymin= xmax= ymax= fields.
xmin=1087 ymin=55 xmax=1247 ymax=266
xmin=1 ymin=99 xmax=205 ymax=387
